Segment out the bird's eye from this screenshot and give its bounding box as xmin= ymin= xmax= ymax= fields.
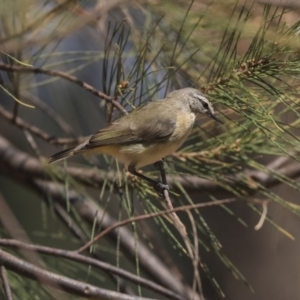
xmin=203 ymin=102 xmax=209 ymax=109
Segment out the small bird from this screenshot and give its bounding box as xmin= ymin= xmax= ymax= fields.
xmin=48 ymin=88 xmax=222 ymax=190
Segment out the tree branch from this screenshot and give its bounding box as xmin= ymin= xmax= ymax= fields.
xmin=0 ymin=248 xmax=152 ymax=300
xmin=0 ymin=62 xmax=128 ymax=115
xmin=0 ymin=134 xmax=299 ymax=195
xmin=0 ymin=134 xmax=195 ymax=298
xmin=0 ymin=265 xmax=13 ymax=300
xmin=0 ymin=239 xmax=185 ymax=300
xmin=76 ymin=198 xmax=237 ymax=254
xmin=0 ymin=104 xmax=84 ymax=145
xmin=31 ymin=178 xmax=197 ymax=299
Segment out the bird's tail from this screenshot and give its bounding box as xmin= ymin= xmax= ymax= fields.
xmin=48 ymin=148 xmax=75 ymax=164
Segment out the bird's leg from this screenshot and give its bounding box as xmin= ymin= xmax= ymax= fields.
xmin=154 ymin=159 xmax=168 ymax=186
xmin=128 ymin=165 xmax=169 ymax=192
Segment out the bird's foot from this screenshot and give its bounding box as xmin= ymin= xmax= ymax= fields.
xmin=153 ymin=182 xmax=169 ymax=197
xmin=157 ymin=182 xmax=169 ymax=191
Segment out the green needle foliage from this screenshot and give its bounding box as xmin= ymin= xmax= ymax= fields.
xmin=2 ymin=1 xmax=300 ymax=299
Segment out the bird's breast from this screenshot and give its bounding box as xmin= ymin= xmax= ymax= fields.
xmin=169 ymin=112 xmax=196 ymax=142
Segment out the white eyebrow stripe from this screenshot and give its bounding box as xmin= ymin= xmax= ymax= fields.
xmin=198 ymin=95 xmax=215 ymax=113
xmin=195 ymin=94 xmax=209 ymax=102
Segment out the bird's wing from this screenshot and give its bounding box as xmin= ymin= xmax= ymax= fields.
xmin=85 ymin=102 xmax=176 ymax=149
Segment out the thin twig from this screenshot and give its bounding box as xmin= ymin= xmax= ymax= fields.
xmin=0 ymin=62 xmax=128 ymax=115
xmin=156 ymin=160 xmax=204 ymax=299
xmin=159 ymin=159 xmax=203 ymax=300
xmin=163 ymin=189 xmax=187 ymax=236
xmin=0 ymin=104 xmax=84 ymax=145
xmin=0 ymin=265 xmax=13 ymax=300
xmin=76 ymin=198 xmax=237 ymax=253
xmin=186 ymin=210 xmax=202 ymax=299
xmin=156 ymin=160 xmax=187 ymax=235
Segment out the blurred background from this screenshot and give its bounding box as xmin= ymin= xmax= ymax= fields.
xmin=1 ymin=1 xmax=300 ymax=299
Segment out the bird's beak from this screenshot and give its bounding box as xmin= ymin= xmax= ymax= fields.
xmin=209 ymin=113 xmax=224 ymax=124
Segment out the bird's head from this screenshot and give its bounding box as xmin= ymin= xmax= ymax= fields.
xmin=184 ymin=88 xmax=223 ymax=124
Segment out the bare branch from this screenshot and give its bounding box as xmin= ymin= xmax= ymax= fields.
xmin=0 ymin=104 xmax=84 ymax=145
xmin=0 ymin=248 xmax=152 ymax=300
xmin=76 ymin=198 xmax=237 ymax=254
xmin=0 ymin=239 xmax=184 ymax=300
xmin=0 ymin=134 xmax=300 ymax=195
xmin=77 ymin=198 xmax=237 ymax=252
xmin=31 ymin=178 xmax=196 ymax=299
xmin=0 ymin=191 xmax=65 ymax=298
xmin=0 ymin=62 xmax=128 ymax=115
xmin=0 ymin=266 xmax=13 ymax=300
xmin=0 ymin=135 xmax=196 ymax=299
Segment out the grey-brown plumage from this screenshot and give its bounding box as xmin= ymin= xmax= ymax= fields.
xmin=48 ymin=88 xmax=222 ymax=188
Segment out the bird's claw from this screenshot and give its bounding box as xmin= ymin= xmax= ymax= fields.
xmin=157 ymin=183 xmax=169 ymax=191
xmin=153 ymin=182 xmax=169 ymax=197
